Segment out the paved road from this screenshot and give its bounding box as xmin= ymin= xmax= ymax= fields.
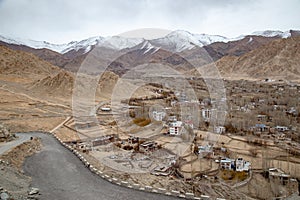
xmin=0 ymin=133 xmax=31 ymax=155
xmin=23 ymin=133 xmax=180 ymax=200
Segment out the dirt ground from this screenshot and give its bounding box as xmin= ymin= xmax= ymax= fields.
xmin=239 ymin=173 xmax=298 ymax=199
xmin=0 ymin=81 xmax=71 ymax=133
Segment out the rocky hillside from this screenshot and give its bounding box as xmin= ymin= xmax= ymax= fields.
xmin=204 ymin=35 xmax=279 ymax=61
xmin=97 ymin=71 xmax=119 ymax=96
xmin=106 ymin=45 xmax=195 ymax=76
xmin=0 ymin=41 xmax=71 ymax=68
xmin=30 ymin=71 xmax=75 ymax=96
xmin=0 ymin=45 xmax=60 ymax=81
xmin=194 ymin=37 xmax=300 ymax=80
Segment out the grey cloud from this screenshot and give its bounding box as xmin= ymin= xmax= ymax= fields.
xmin=0 ymin=0 xmax=299 ymax=43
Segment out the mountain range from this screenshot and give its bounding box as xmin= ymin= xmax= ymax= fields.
xmin=0 ymin=29 xmax=300 ymax=86
xmin=0 ymin=29 xmax=296 ymax=54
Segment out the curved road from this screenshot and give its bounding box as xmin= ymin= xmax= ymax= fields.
xmin=0 ymin=133 xmax=31 ymax=155
xmin=23 ymin=133 xmax=179 ymax=200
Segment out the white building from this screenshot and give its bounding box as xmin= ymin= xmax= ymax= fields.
xmin=169 ymin=127 xmax=180 ymax=135
xmin=219 ymin=157 xmax=251 ymax=171
xmin=168 ymin=116 xmax=177 ymax=122
xmin=214 ymin=126 xmax=225 ymax=134
xmin=235 ymin=158 xmax=251 ymax=172
xmin=101 ymin=107 xmax=111 ymax=112
xmin=275 ymin=126 xmax=289 ymax=132
xmin=152 ymin=111 xmax=166 ymax=121
xmin=202 ymin=109 xmax=212 ymax=121
xmin=169 ymin=121 xmax=183 ymax=136
xmin=198 ymin=144 xmax=213 ymax=158
xmin=170 ymin=121 xmax=182 ymax=127
xmin=198 ymin=144 xmax=212 ymax=153
xmin=220 ymin=158 xmax=234 ymax=170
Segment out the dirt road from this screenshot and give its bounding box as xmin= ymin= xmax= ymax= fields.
xmin=23 ymin=133 xmax=179 ymax=200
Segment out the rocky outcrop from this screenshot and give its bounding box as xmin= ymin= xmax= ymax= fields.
xmin=0 ymin=124 xmax=15 ymax=142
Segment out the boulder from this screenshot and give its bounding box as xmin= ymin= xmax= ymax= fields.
xmin=0 ymin=192 xmax=9 ymax=200
xmin=0 ymin=124 xmax=15 ymax=142
xmin=28 ymin=187 xmax=39 ymax=195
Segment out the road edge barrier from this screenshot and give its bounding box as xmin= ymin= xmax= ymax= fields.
xmin=51 ymin=132 xmax=216 ymax=200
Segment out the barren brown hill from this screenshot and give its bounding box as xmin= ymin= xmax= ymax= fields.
xmin=30 ymin=71 xmax=74 ymax=96
xmin=106 ymin=45 xmax=196 ymax=76
xmin=0 ymin=45 xmax=60 ymax=82
xmin=27 ymin=48 xmax=71 ymax=68
xmin=62 ymin=53 xmax=88 ymax=73
xmin=0 ymin=41 xmax=71 ymax=68
xmin=203 ymin=35 xmax=280 ymax=61
xmin=190 ymin=37 xmax=300 ymax=80
xmin=97 ymin=71 xmax=119 ymax=98
xmin=30 ymin=69 xmax=121 ymax=99
xmin=0 ymin=40 xmax=91 ymax=73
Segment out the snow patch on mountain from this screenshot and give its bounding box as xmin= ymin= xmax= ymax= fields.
xmin=99 ymin=36 xmax=144 ymax=50
xmin=152 ymin=30 xmax=202 ymax=52
xmin=0 ymin=35 xmax=74 ymax=53
xmin=0 ymin=29 xmax=295 ymax=54
xmin=193 ymin=33 xmax=229 ymax=45
xmin=140 ymin=41 xmax=160 ymax=54
xmin=61 ymin=36 xmax=103 ymax=54
xmin=247 ymin=37 xmax=253 ymax=44
xmin=251 ymin=30 xmax=291 ymax=38
xmin=0 ymin=34 xmax=143 ymax=54
xmin=151 ymin=30 xmax=242 ymax=52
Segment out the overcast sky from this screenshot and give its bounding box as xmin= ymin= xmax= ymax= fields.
xmin=0 ymin=0 xmax=299 ymax=43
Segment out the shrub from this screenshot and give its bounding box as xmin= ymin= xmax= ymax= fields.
xmin=115 ymin=143 xmax=121 ymax=148
xmin=133 ymin=118 xmax=151 ymax=127
xmin=123 ymin=145 xmax=133 ymax=150
xmin=224 ymin=122 xmax=238 ymax=133
xmin=221 ymin=170 xmax=248 ymax=181
xmin=236 ymin=171 xmax=248 ymax=181
xmin=129 ymin=110 xmax=136 ymax=118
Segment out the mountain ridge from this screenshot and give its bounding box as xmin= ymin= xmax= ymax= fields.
xmin=189 ymin=36 xmax=300 ymax=80
xmin=1 ymin=29 xmax=300 ymax=81
xmin=1 ymin=29 xmax=298 ymax=54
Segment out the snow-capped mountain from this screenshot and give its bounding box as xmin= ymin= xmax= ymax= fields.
xmin=61 ymin=36 xmax=103 ymax=54
xmin=193 ymin=33 xmax=230 ymax=46
xmin=251 ymin=30 xmax=291 ymax=38
xmin=0 ymin=35 xmax=144 ymax=54
xmin=60 ymin=36 xmax=144 ymax=54
xmin=0 ymin=35 xmax=75 ymax=53
xmin=0 ymin=29 xmax=296 ymax=54
xmin=98 ymin=36 xmax=144 ymax=50
xmin=151 ymin=30 xmax=204 ymax=52
xmin=151 ymin=30 xmax=239 ymax=52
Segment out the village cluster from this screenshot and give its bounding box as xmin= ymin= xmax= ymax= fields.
xmin=63 ymin=78 xmax=300 ymax=197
